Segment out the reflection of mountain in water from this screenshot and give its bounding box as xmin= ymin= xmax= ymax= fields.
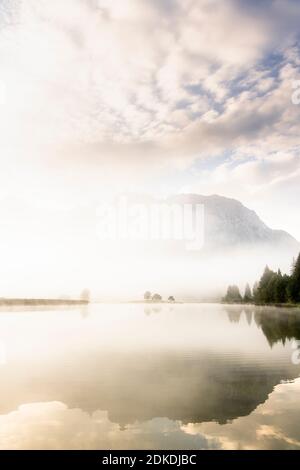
xmin=1 ymin=305 xmax=300 ymax=428
xmin=0 ymin=349 xmax=298 ymax=428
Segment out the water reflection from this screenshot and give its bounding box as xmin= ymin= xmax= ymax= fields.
xmin=0 ymin=303 xmax=299 ymax=449
xmin=1 ymin=378 xmax=300 ymax=450
xmin=223 ymin=305 xmax=300 ymax=346
xmin=144 ymin=306 xmax=162 ymax=316
xmin=255 ymin=309 xmax=300 ymax=347
xmin=224 ymin=305 xmax=244 ymax=323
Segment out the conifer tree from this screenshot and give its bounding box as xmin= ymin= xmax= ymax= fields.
xmin=287 ymin=254 xmax=300 ymax=303
xmin=223 ymin=285 xmax=242 ymax=304
xmin=244 ymin=284 xmax=253 ymax=303
xmin=223 ymin=252 xmax=300 ymax=306
xmin=253 ymin=281 xmax=259 ymax=303
xmin=256 ymin=266 xmax=276 ymax=304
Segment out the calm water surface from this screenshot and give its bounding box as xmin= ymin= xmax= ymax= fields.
xmin=0 ymin=303 xmax=300 ymax=450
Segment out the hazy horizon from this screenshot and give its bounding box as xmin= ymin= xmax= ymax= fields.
xmin=0 ymin=0 xmax=300 ymax=297
xmin=1 ymin=1 xmax=300 ymax=454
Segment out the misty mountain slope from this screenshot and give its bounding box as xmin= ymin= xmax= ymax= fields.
xmin=167 ymin=194 xmax=299 ymax=252
xmin=0 ymin=193 xmax=297 ymax=300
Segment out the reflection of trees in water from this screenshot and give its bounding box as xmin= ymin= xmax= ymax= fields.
xmin=224 ymin=306 xmax=243 ymax=323
xmin=80 ymin=305 xmax=90 ymax=319
xmin=255 ymin=309 xmax=300 ymax=347
xmin=244 ymin=307 xmax=254 ymax=325
xmin=224 ymin=305 xmax=300 ymax=347
xmin=144 ymin=306 xmax=162 ymax=316
xmin=223 ymin=305 xmax=254 ymax=325
xmin=144 ymin=305 xmax=175 ymax=316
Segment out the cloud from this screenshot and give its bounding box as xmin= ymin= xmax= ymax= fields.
xmin=1 ymin=379 xmax=300 ymax=449
xmin=0 ymin=0 xmax=300 ymax=240
xmin=0 ymin=402 xmax=215 ymax=450
xmin=183 ymin=378 xmax=300 ymax=450
xmin=0 ymin=0 xmax=300 ymax=172
xmin=182 ymin=148 xmax=300 ymax=239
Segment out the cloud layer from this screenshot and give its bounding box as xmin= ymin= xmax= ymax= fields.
xmin=1 ymin=1 xmax=300 ymax=165
xmin=0 ymin=0 xmax=300 ymax=238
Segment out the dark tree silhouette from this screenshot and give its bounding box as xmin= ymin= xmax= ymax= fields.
xmin=243 ymin=284 xmax=253 ymax=303
xmin=152 ymin=293 xmax=162 ymax=302
xmin=81 ymin=289 xmax=91 ymax=302
xmin=223 ymin=285 xmax=242 ymax=304
xmin=225 ymin=252 xmax=300 ymax=306
xmin=288 ymin=254 xmax=300 ymax=303
xmin=144 ymin=291 xmax=152 ymax=301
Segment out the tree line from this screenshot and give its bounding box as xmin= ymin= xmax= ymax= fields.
xmin=223 ymin=253 xmax=300 ymax=305
xmin=144 ymin=291 xmax=175 ymax=303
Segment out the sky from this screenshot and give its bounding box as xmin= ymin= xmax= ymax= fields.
xmin=0 ymin=0 xmax=300 ymax=295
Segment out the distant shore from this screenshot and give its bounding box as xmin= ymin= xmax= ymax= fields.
xmin=0 ymin=299 xmax=89 ymax=306
xmin=123 ymin=300 xmax=183 ymax=304
xmin=1 ymin=299 xmax=299 ymax=310
xmin=222 ymin=301 xmax=300 ymax=309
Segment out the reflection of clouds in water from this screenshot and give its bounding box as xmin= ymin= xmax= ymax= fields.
xmin=0 ymin=402 xmax=217 ymax=450
xmin=1 ymin=379 xmax=300 ymax=449
xmin=182 ymin=378 xmax=300 ymax=450
xmin=0 ymin=305 xmax=300 ymax=449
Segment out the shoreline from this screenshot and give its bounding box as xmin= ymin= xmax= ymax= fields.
xmin=222 ymin=302 xmax=300 ymax=309
xmin=0 ymin=299 xmax=299 ymax=311
xmin=0 ymin=299 xmax=89 ymax=306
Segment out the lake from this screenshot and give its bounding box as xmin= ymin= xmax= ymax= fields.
xmin=0 ymin=303 xmax=300 ymax=450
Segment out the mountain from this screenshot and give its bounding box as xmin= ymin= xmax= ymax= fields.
xmin=1 ymin=193 xmax=297 ymax=300
xmin=115 ymin=193 xmax=299 ymax=301
xmin=167 ymin=194 xmax=299 ymax=252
